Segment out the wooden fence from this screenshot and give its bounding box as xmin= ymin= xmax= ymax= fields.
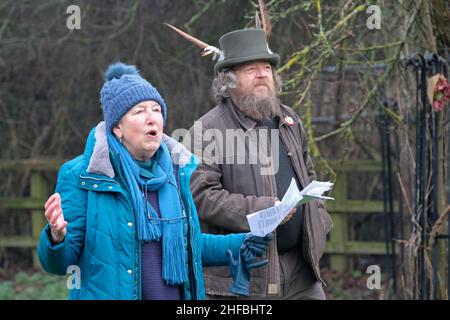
xmin=0 ymin=160 xmax=64 ymax=267
xmin=325 ymin=160 xmax=398 ymax=272
xmin=0 ymin=159 xmax=395 ymax=271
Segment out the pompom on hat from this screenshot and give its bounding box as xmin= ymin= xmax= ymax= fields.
xmin=100 ymin=62 xmax=167 ymax=132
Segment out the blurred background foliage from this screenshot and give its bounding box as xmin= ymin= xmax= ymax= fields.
xmin=0 ymin=0 xmax=448 ymax=160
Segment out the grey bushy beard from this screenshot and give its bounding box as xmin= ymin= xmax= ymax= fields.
xmin=230 ymin=86 xmax=281 ymax=121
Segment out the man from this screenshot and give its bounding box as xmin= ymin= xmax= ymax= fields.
xmin=187 ymin=29 xmax=333 ymax=299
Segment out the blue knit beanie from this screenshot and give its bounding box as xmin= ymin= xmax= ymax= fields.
xmin=100 ymin=62 xmax=167 ymax=132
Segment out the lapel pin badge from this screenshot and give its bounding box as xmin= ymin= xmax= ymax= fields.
xmin=285 ymin=116 xmax=294 ymax=126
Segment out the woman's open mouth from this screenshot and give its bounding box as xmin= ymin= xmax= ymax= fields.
xmin=145 ymin=129 xmax=159 ymax=139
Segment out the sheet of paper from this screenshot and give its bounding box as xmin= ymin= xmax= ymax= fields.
xmin=298 ymin=180 xmax=334 ymax=204
xmin=281 ymin=178 xmax=303 ymax=207
xmin=247 ymin=178 xmax=334 ymax=236
xmin=247 ymin=178 xmax=301 ymax=236
xmin=246 ymin=204 xmax=290 ymax=237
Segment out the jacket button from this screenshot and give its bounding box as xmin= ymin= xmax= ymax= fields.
xmin=93 ymin=184 xmax=98 ymax=188
xmin=108 ymin=186 xmax=113 ymax=190
xmin=127 ymin=269 xmax=132 ymax=275
xmin=127 ymin=222 xmax=133 ymax=227
xmin=180 ymin=173 xmax=185 ymax=176
xmin=81 ymin=182 xmax=85 ymax=185
xmin=287 ymin=152 xmax=292 ymax=157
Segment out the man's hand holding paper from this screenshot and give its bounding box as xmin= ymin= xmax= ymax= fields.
xmin=247 ymin=178 xmax=334 ymax=237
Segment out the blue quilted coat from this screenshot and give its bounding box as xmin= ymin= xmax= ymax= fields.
xmin=38 ymin=122 xmax=244 ymax=299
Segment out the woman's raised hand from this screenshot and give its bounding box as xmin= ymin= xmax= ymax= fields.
xmin=44 ymin=193 xmax=68 ymax=243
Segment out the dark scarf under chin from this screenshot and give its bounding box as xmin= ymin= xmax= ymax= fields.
xmin=107 ymin=132 xmax=187 ymax=286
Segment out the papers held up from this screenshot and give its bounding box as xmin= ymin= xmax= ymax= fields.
xmin=246 ymin=179 xmax=334 ymax=237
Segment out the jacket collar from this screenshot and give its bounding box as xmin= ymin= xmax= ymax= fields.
xmin=85 ymin=121 xmax=196 ymax=179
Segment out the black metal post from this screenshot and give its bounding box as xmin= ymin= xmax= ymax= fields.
xmin=418 ymin=55 xmax=428 ymax=300
xmin=394 ymin=100 xmax=405 ymax=291
xmin=380 ymin=99 xmax=398 ymax=296
xmin=408 ymin=54 xmax=424 ymax=300
xmin=387 ymin=100 xmax=397 ymax=296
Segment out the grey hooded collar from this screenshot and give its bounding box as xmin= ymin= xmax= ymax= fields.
xmin=87 ymin=121 xmax=193 ymax=178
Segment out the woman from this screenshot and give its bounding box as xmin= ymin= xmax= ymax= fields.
xmin=37 ymin=62 xmax=271 ymax=300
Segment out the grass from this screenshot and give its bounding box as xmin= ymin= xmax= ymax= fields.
xmin=0 ymin=267 xmax=387 ymax=300
xmin=0 ymin=269 xmax=68 ymax=300
xmin=322 ymin=268 xmax=386 ymax=299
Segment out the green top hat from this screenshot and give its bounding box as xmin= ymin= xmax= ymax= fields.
xmin=214 ymin=29 xmax=280 ymax=74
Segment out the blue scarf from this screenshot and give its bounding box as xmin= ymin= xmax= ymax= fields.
xmin=107 ymin=132 xmax=187 ymax=286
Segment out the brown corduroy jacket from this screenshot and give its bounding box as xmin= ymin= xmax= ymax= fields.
xmin=187 ymin=98 xmax=333 ymax=297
